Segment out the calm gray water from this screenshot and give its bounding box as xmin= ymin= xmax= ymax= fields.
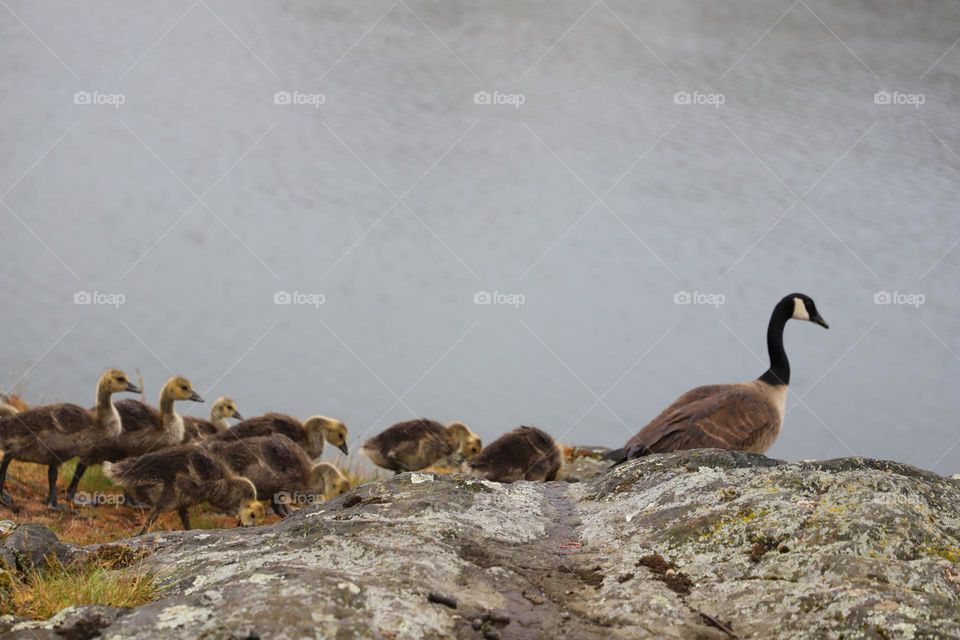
xmin=2 ymin=0 xmax=958 ymax=472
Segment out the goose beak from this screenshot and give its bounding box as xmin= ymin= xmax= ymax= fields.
xmin=126 ymin=382 xmax=142 ymax=393
xmin=811 ymin=312 xmax=829 ymax=329
xmin=232 ymin=411 xmax=244 ymax=421
xmin=337 ymin=443 xmax=349 ymax=455
xmin=190 ymin=391 xmax=205 ymax=403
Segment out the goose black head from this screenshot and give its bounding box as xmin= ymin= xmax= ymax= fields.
xmin=784 ymin=293 xmax=828 ymax=329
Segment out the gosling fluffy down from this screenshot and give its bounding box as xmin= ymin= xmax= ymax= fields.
xmin=104 ymin=444 xmax=265 ymax=535
xmin=465 ymin=426 xmax=563 ymax=482
xmin=213 ymin=413 xmax=348 ymax=459
xmin=360 ymin=419 xmax=482 ymax=473
xmin=204 ymin=434 xmax=350 ymax=516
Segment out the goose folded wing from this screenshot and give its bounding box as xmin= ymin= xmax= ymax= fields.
xmin=630 ymin=389 xmax=780 ymax=454
xmin=259 ymin=436 xmax=305 ymax=470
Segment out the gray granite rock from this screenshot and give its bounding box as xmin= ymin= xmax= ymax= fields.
xmin=6 ymin=450 xmax=960 ymax=639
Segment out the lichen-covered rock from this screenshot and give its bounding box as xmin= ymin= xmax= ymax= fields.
xmin=0 ymin=524 xmax=77 ymax=573
xmin=7 ymin=451 xmax=960 ymax=639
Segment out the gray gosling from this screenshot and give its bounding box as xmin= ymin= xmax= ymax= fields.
xmin=212 ymin=413 xmax=348 ymax=459
xmin=465 ymin=426 xmax=563 ymax=482
xmin=204 ymin=434 xmax=350 ymax=517
xmin=66 ymin=375 xmax=204 ymax=503
xmin=104 ymin=444 xmax=265 ymax=535
xmin=183 ymin=396 xmax=243 ymax=443
xmin=360 ymin=419 xmax=482 ymax=473
xmin=0 ymin=369 xmax=140 ymax=508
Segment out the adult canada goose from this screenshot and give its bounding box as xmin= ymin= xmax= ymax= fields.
xmin=212 ymin=413 xmax=348 ymax=459
xmin=609 ymin=293 xmax=829 ymax=463
xmin=205 ymin=434 xmax=350 ymax=517
xmin=65 ymin=376 xmax=203 ymax=503
xmin=182 ymin=396 xmax=243 ymax=443
xmin=0 ymin=369 xmax=140 ymax=508
xmin=465 ymin=426 xmax=562 ymax=482
xmin=104 ymin=445 xmax=265 ymax=535
xmin=360 ymin=419 xmax=482 ymax=473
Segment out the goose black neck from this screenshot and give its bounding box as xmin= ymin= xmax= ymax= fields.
xmin=758 ymin=301 xmax=791 ymax=386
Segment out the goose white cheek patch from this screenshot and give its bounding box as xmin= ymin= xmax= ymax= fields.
xmin=792 ymin=297 xmax=810 ymax=320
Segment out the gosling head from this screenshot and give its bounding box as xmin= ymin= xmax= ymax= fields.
xmin=305 ymin=416 xmax=349 ymax=455
xmin=212 ymin=396 xmax=243 ymax=421
xmin=99 ymin=368 xmax=141 ymax=395
xmin=233 ymin=477 xmax=266 ymax=527
xmin=163 ymin=376 xmax=204 ymax=403
xmin=447 ymin=422 xmax=482 ymax=458
xmin=783 ymin=293 xmax=828 ymax=329
xmin=308 ymin=462 xmax=351 ymax=500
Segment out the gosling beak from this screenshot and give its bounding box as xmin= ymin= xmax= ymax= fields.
xmin=190 ymin=391 xmax=205 ymax=403
xmin=126 ymin=382 xmax=142 ymax=394
xmin=811 ymin=312 xmax=829 ymax=329
xmin=337 ymin=443 xmax=349 ymax=455
xmin=232 ymin=411 xmax=244 ymax=421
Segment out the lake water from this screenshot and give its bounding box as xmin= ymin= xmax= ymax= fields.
xmin=2 ymin=0 xmax=958 ymax=472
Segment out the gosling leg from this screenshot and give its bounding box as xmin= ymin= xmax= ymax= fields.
xmin=65 ymin=462 xmax=87 ymax=503
xmin=178 ymin=507 xmax=192 ymax=530
xmin=0 ymin=454 xmax=14 ymax=509
xmin=47 ymin=465 xmax=65 ymax=510
xmin=138 ymin=505 xmax=161 ymax=536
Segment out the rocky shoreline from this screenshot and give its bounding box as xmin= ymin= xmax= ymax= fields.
xmin=2 ymin=449 xmax=959 ymax=639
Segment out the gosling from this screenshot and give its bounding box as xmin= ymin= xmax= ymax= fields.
xmin=360 ymin=419 xmax=482 ymax=473
xmin=0 ymin=369 xmax=140 ymax=508
xmin=465 ymin=426 xmax=563 ymax=482
xmin=205 ymin=434 xmax=350 ymax=517
xmin=212 ymin=413 xmax=348 ymax=459
xmin=65 ymin=376 xmax=203 ymax=503
xmin=104 ymin=445 xmax=265 ymax=535
xmin=183 ymin=396 xmax=243 ymax=443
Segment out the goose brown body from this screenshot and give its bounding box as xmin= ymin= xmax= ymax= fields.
xmin=0 ymin=369 xmax=140 ymax=508
xmin=212 ymin=413 xmax=348 ymax=459
xmin=360 ymin=419 xmax=481 ymax=473
xmin=104 ymin=445 xmax=264 ymax=535
xmin=466 ymin=426 xmax=562 ymax=482
xmin=204 ymin=434 xmax=350 ymax=516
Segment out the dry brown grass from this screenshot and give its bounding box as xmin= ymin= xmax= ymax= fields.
xmin=0 ymin=547 xmax=159 ymax=620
